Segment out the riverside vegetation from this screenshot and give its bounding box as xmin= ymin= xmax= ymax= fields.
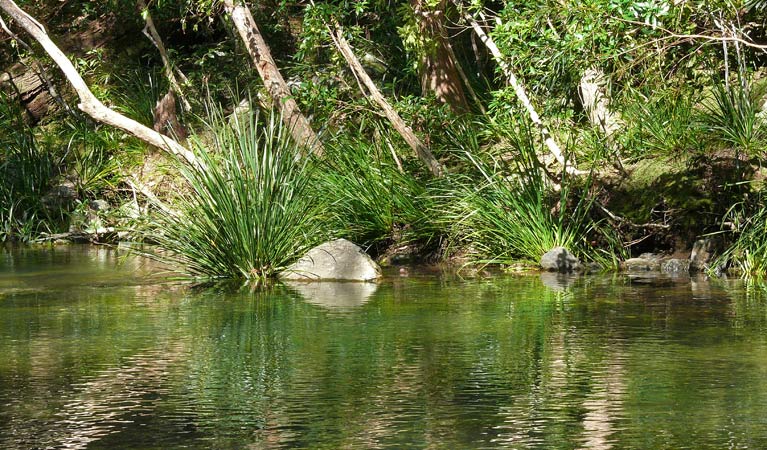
xmin=2 ymin=0 xmax=767 ymax=279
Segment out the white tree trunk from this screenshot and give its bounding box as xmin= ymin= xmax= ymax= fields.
xmin=465 ymin=12 xmax=582 ymax=175
xmin=0 ymin=0 xmax=200 ymax=168
xmin=579 ymin=67 xmax=622 ymax=138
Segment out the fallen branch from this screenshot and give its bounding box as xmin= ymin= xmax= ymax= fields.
xmin=0 ymin=0 xmax=201 ymax=168
xmin=617 ymin=17 xmax=767 ymax=52
xmin=126 ymin=177 xmax=179 ymax=217
xmin=598 ymin=203 xmax=671 ymax=230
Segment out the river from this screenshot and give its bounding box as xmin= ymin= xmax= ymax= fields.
xmin=1 ymin=246 xmax=767 ymax=449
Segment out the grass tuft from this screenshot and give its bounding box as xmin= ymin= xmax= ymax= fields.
xmin=698 ymin=80 xmax=766 ymax=154
xmin=716 ymin=190 xmax=767 ymax=277
xmin=317 ymin=131 xmax=436 ymax=248
xmin=141 ymin=102 xmax=330 ymax=280
xmin=444 ymin=115 xmax=618 ymax=267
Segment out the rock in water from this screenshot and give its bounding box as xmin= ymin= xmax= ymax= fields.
xmin=622 ymin=256 xmax=661 ymax=272
xmin=540 ymin=247 xmax=582 ymax=273
xmin=280 ymin=239 xmax=382 ymax=281
xmin=661 ymin=258 xmax=690 ymax=275
xmin=690 ymin=237 xmax=723 ymax=272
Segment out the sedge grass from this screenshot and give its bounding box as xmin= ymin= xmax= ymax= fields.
xmin=317 ymin=131 xmax=436 ymax=247
xmin=0 ymin=96 xmax=61 ymax=241
xmin=715 ymin=193 xmax=767 ymax=277
xmin=698 ymin=80 xmax=767 ymax=155
xmin=142 ymin=104 xmax=330 ymax=280
xmin=445 ymin=115 xmax=617 ymax=266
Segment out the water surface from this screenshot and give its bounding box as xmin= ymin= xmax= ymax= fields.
xmin=2 ymin=246 xmax=767 ymax=449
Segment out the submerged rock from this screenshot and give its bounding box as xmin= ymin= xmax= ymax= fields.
xmin=690 ymin=237 xmax=723 ymax=272
xmin=622 ymin=255 xmax=661 ymax=271
xmin=280 ymin=239 xmax=382 ymax=282
xmin=540 ymin=247 xmax=582 ymax=273
xmin=661 ymin=258 xmax=690 ymax=275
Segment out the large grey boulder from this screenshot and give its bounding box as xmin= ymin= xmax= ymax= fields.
xmin=280 ymin=239 xmax=382 ymax=281
xmin=540 ymin=247 xmax=582 ymax=273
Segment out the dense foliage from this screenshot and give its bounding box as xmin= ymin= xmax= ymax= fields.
xmin=2 ymin=0 xmax=767 ymax=278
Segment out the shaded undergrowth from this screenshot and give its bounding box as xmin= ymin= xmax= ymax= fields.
xmin=443 ymin=116 xmax=623 ymax=268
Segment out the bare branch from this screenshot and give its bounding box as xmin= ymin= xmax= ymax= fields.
xmin=0 ymin=0 xmax=201 ymax=168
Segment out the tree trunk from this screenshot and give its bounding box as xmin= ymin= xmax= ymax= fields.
xmin=579 ymin=67 xmax=622 ymax=139
xmin=329 ymin=23 xmax=444 ymax=177
xmin=222 ymin=0 xmax=323 ymax=156
xmin=0 ymin=0 xmax=200 ymax=168
xmin=464 ymin=11 xmax=583 ymax=175
xmin=137 ymin=0 xmax=190 ymax=112
xmin=411 ymin=0 xmax=468 ymax=112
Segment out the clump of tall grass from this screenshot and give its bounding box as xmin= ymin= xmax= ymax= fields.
xmin=620 ymin=87 xmax=699 ymax=158
xmin=444 ymin=115 xmax=617 ymax=266
xmin=57 ymin=120 xmax=124 ymax=197
xmin=316 ymin=131 xmax=436 ymax=248
xmin=0 ymin=96 xmax=61 ymax=241
xmin=715 ymin=191 xmax=767 ymax=277
xmin=698 ymin=79 xmax=767 ymax=154
xmin=142 ymin=104 xmax=330 ymax=280
xmin=112 ymin=68 xmax=166 ymax=127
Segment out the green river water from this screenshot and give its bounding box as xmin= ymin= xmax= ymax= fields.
xmin=2 ymin=246 xmax=767 ymax=449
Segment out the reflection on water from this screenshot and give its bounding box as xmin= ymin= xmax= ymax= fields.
xmin=2 ymin=247 xmax=767 ymax=448
xmin=539 ymin=272 xmax=579 ymax=291
xmin=284 ymin=281 xmax=377 ymax=309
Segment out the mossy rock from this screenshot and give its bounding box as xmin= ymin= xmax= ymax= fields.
xmin=607 ymin=153 xmax=754 ymax=252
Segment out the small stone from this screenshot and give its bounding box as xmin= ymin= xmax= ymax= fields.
xmin=540 ymin=247 xmax=582 ymax=273
xmin=622 ymin=257 xmax=660 ymax=271
xmin=280 ymin=239 xmax=382 ymax=281
xmin=661 ymin=258 xmax=690 ymax=274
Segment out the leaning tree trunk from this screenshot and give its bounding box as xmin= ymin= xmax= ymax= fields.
xmin=463 ymin=11 xmax=583 ymax=175
xmin=137 ymin=0 xmax=190 ymax=112
xmin=0 ymin=0 xmax=200 ymax=168
xmin=579 ymin=67 xmax=622 ymax=139
xmin=412 ymin=0 xmax=468 ymax=112
xmin=223 ymin=0 xmax=323 ymax=156
xmin=329 ymin=23 xmax=444 ymax=177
